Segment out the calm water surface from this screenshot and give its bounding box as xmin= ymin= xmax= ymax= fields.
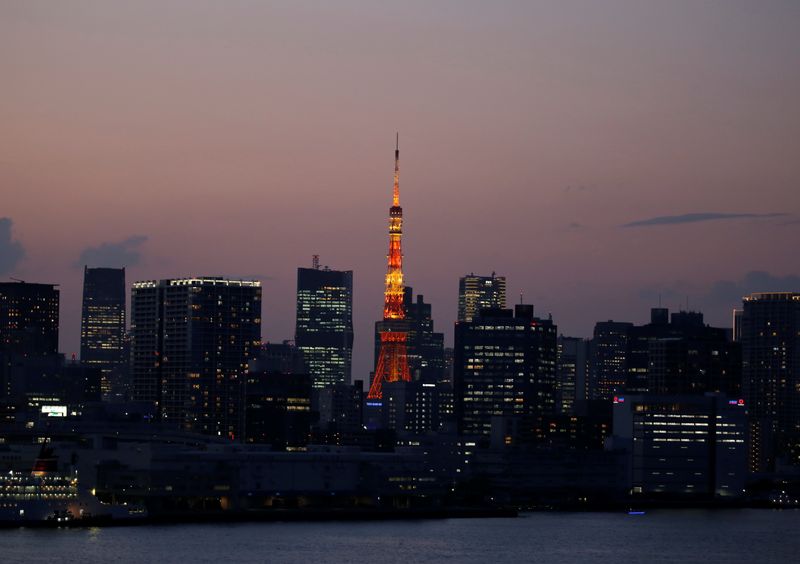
xmin=0 ymin=510 xmax=797 ymax=563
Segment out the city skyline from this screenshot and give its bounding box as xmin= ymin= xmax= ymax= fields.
xmin=2 ymin=1 xmax=800 ymax=381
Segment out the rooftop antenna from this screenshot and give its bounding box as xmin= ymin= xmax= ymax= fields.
xmin=312 ymin=255 xmax=320 ymax=270
xmin=519 ymin=290 xmax=524 ymax=305
xmin=658 ymin=293 xmax=662 ymax=307
xmin=392 ymin=132 xmax=400 ymax=206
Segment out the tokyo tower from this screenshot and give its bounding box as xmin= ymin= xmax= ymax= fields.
xmin=368 ymin=135 xmax=411 ymax=399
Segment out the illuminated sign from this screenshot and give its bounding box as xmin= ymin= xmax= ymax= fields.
xmin=40 ymin=405 xmax=67 ymax=417
xmin=729 ymin=399 xmax=746 ymax=406
xmin=613 ymin=396 xmax=625 ymax=404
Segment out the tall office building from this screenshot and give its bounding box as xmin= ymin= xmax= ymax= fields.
xmin=130 ymin=277 xmax=261 ymax=439
xmin=295 ymin=263 xmax=354 ymax=388
xmin=80 ymin=267 xmax=126 ymax=398
xmin=0 ymin=281 xmax=59 ymax=357
xmin=589 ymin=321 xmax=633 ymax=400
xmin=457 ymin=272 xmax=507 ymax=322
xmin=557 ymin=336 xmax=589 ymax=414
xmin=741 ymin=292 xmax=800 ymax=471
xmin=454 ymin=305 xmax=557 ymax=436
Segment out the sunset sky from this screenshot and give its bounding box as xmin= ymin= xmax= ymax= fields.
xmin=2 ymin=1 xmax=799 ymax=378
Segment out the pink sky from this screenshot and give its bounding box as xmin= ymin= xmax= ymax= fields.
xmin=2 ymin=1 xmax=799 ymax=378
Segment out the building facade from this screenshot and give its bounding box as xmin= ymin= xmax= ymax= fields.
xmin=80 ymin=267 xmax=127 ymax=399
xmin=557 ymin=336 xmax=590 ymax=415
xmin=454 ymin=305 xmax=557 ymax=436
xmin=741 ymin=292 xmax=800 ymax=472
xmin=295 ymin=265 xmax=354 ymax=388
xmin=0 ymin=281 xmax=59 ymax=357
xmin=457 ymin=272 xmax=506 ymax=323
xmin=612 ymin=394 xmax=747 ymax=498
xmin=130 ymin=277 xmax=262 ymax=439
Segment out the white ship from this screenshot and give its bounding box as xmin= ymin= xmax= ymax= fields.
xmin=0 ymin=443 xmax=146 ymax=525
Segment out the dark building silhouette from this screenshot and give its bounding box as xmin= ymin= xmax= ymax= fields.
xmin=312 ymin=380 xmax=364 ymax=445
xmin=0 ymin=354 xmax=101 ymax=422
xmin=589 ymin=321 xmax=632 ymax=400
xmin=589 ymin=309 xmax=740 ymax=401
xmin=382 ymin=379 xmax=449 ymax=435
xmin=80 ymin=267 xmax=126 ymax=399
xmin=245 ymin=342 xmax=313 ymax=450
xmin=454 ymin=305 xmax=557 ymax=436
xmin=403 ymin=288 xmax=445 ymax=382
xmin=374 ymin=287 xmax=445 ymax=383
xmin=556 ymin=336 xmax=589 ymax=415
xmin=611 ymin=394 xmax=747 ymax=499
xmin=130 ymin=277 xmax=262 ymax=440
xmin=295 ymin=265 xmax=354 ymax=388
xmin=457 ymin=272 xmax=506 ymax=323
xmin=741 ymin=292 xmax=800 ymax=472
xmin=0 ymin=281 xmax=59 ymax=357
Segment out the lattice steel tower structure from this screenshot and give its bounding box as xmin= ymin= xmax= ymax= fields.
xmin=368 ymin=135 xmax=411 ymax=399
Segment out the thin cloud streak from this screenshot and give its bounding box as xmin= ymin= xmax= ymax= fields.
xmin=622 ymin=212 xmax=787 ymax=228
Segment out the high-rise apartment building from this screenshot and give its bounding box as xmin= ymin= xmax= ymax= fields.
xmin=454 ymin=305 xmax=557 ymax=436
xmin=80 ymin=267 xmax=126 ymax=398
xmin=295 ymin=265 xmax=354 ymax=388
xmin=457 ymin=272 xmax=506 ymax=323
xmin=741 ymin=292 xmax=800 ymax=471
xmin=130 ymin=277 xmax=261 ymax=439
xmin=0 ymin=281 xmax=59 ymax=357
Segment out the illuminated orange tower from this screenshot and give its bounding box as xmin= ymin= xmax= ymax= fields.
xmin=368 ymin=135 xmax=411 ymax=399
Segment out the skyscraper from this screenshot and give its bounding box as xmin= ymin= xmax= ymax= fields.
xmin=295 ymin=263 xmax=354 ymax=388
xmin=589 ymin=321 xmax=633 ymax=400
xmin=0 ymin=281 xmax=59 ymax=357
xmin=130 ymin=277 xmax=261 ymax=439
xmin=557 ymin=335 xmax=589 ymax=414
xmin=369 ymin=136 xmax=411 ymax=400
xmin=457 ymin=272 xmax=506 ymax=322
xmin=454 ymin=304 xmax=558 ymax=436
xmin=741 ymin=292 xmax=800 ymax=472
xmin=80 ymin=267 xmax=126 ymax=398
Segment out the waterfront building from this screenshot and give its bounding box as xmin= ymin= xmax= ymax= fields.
xmin=741 ymin=292 xmax=800 ymax=472
xmin=611 ymin=393 xmax=747 ymax=498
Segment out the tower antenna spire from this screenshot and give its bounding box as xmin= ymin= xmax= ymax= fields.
xmin=392 ymin=132 xmax=400 ymax=206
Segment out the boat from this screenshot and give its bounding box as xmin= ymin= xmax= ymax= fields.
xmin=0 ymin=443 xmax=147 ymax=526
